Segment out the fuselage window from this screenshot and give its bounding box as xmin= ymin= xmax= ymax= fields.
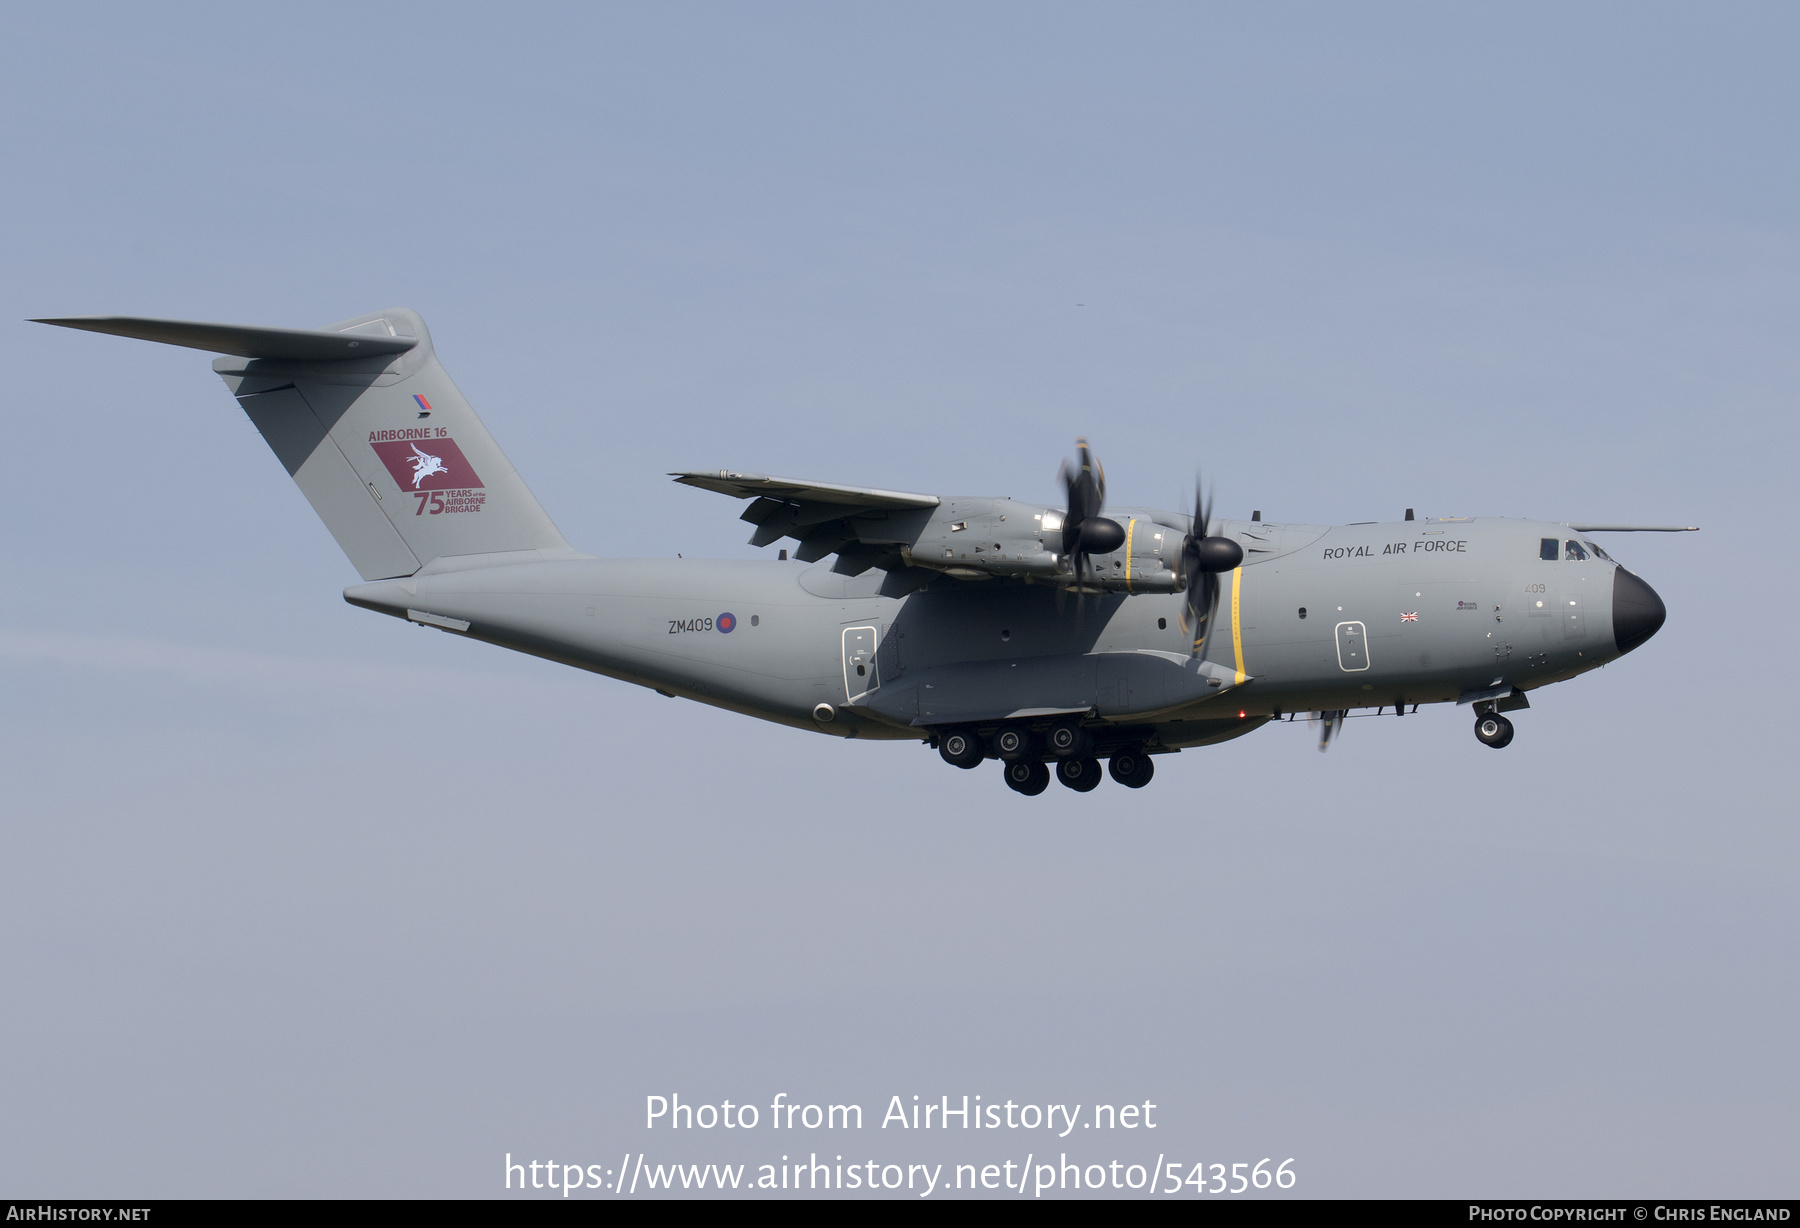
xmin=1585 ymin=541 xmax=1612 ymax=562
xmin=1565 ymin=540 xmax=1589 ymax=561
xmin=1540 ymin=538 xmax=1559 ymax=561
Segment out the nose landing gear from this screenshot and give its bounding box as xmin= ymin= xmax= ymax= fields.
xmin=1474 ymin=712 xmax=1515 ymax=748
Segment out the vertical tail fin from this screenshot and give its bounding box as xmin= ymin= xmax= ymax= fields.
xmin=38 ymin=308 xmax=571 ymax=579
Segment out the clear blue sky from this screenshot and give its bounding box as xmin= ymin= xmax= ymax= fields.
xmin=1 ymin=1 xmax=1794 ymax=1197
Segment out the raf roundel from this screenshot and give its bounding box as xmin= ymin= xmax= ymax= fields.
xmin=717 ymin=612 xmax=737 ymax=633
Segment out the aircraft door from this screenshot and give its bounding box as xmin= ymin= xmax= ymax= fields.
xmin=1335 ymin=621 xmax=1370 ymax=672
xmin=1526 ymin=586 xmax=1553 ymax=642
xmin=1562 ymin=594 xmax=1586 ymax=640
xmin=842 ymin=625 xmax=879 ymax=703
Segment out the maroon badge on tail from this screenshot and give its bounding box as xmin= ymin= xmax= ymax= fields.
xmin=370 ymin=438 xmax=486 ymax=491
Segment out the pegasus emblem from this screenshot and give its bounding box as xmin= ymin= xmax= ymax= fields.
xmin=407 ymin=443 xmax=449 ymax=488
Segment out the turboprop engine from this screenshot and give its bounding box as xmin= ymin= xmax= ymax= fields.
xmin=730 ymin=438 xmax=1233 ymax=598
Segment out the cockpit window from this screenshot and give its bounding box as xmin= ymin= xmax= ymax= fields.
xmin=1564 ymin=540 xmax=1589 ymax=561
xmin=1540 ymin=538 xmax=1558 ymax=561
xmin=1585 ymin=540 xmax=1613 ymax=562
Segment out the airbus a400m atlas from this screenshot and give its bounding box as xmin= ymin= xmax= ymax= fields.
xmin=38 ymin=308 xmax=1691 ymax=797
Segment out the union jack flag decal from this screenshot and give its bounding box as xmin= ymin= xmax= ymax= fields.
xmin=1401 ymin=611 xmax=1419 ymax=622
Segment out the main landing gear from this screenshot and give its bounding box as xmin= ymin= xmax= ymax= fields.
xmin=938 ymin=729 xmax=985 ymax=769
xmin=938 ymin=723 xmax=1160 ymax=795
xmin=1107 ymin=750 xmax=1154 ymax=789
xmin=1008 ymin=752 xmax=1148 ymax=794
xmin=1003 ymin=760 xmax=1050 ymax=795
xmin=1474 ymin=711 xmax=1515 ymax=749
xmin=1054 ymin=757 xmax=1103 ymax=792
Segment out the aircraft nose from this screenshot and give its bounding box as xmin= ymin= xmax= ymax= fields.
xmin=1611 ymin=567 xmax=1667 ymax=655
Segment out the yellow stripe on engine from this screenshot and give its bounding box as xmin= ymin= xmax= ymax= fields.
xmin=1124 ymin=518 xmax=1135 ymax=591
xmin=1231 ymin=566 xmax=1246 ymax=684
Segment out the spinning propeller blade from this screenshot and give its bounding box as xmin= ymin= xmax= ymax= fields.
xmin=1057 ymin=437 xmax=1124 ymax=593
xmin=1313 ymin=710 xmax=1345 ymax=751
xmin=1176 ymin=472 xmax=1243 ymax=657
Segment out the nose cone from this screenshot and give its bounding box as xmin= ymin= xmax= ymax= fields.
xmin=1611 ymin=568 xmax=1667 ymax=655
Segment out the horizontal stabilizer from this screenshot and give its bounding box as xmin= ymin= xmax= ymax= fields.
xmin=32 ymin=315 xmax=418 ymax=362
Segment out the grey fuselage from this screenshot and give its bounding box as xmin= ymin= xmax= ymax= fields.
xmin=345 ymin=511 xmax=1643 ymax=753
xmin=33 ymin=308 xmax=1661 ymax=759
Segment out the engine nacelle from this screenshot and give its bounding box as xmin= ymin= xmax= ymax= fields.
xmin=861 ymin=499 xmax=1188 ymax=590
xmin=1078 ymin=516 xmax=1186 ymax=592
xmin=889 ymin=497 xmax=1061 ymax=578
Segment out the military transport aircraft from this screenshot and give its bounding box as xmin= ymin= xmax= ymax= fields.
xmin=36 ymin=308 xmax=1692 ymax=796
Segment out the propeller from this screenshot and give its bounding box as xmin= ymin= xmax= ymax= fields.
xmin=1176 ymin=474 xmax=1244 ymax=656
xmin=1057 ymin=437 xmax=1125 ymax=592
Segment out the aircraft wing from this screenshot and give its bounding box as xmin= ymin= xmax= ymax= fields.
xmin=671 ymin=469 xmax=951 ymax=577
xmin=671 ymin=470 xmax=940 ymax=510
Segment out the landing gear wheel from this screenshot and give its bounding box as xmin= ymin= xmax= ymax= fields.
xmin=1056 ymin=757 xmax=1103 ymax=792
xmin=1108 ymin=751 xmax=1155 ymax=788
xmin=992 ymin=725 xmax=1038 ymax=762
xmin=938 ymin=729 xmax=985 ymax=769
xmin=1045 ymin=720 xmax=1092 ymax=759
xmin=1003 ymin=760 xmax=1050 ymax=796
xmin=1474 ymin=712 xmax=1515 ymax=748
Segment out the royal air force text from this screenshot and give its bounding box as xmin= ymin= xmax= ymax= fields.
xmin=1323 ymin=539 xmax=1468 ymax=561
